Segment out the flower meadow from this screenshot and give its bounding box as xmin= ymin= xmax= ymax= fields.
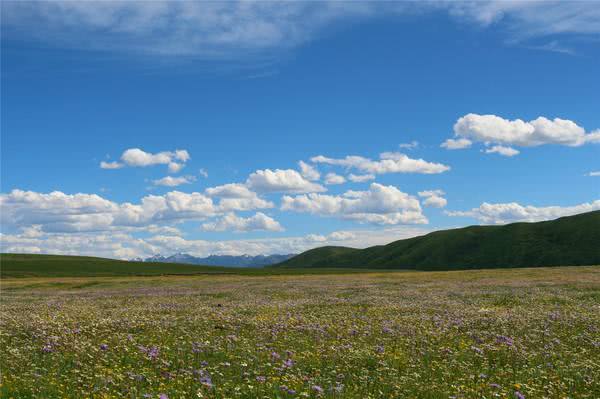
xmin=1 ymin=267 xmax=599 ymax=398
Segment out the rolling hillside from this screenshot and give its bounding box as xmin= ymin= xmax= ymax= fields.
xmin=0 ymin=254 xmax=231 ymax=278
xmin=0 ymin=253 xmax=380 ymax=278
xmin=276 ymin=211 xmax=600 ymax=270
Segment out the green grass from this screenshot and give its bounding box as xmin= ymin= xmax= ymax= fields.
xmin=0 ymin=253 xmax=387 ymax=278
xmin=1 ymin=266 xmax=599 ymax=398
xmin=277 ymin=210 xmax=600 ymax=270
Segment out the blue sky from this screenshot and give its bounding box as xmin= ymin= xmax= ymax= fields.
xmin=1 ymin=1 xmax=599 ymax=259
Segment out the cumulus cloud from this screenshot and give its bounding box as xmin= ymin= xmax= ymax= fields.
xmin=1 ymin=224 xmax=430 ymax=260
xmin=324 ymin=173 xmax=346 ymax=185
xmin=101 ymin=148 xmax=191 ymax=172
xmin=446 ymin=200 xmax=600 ymax=224
xmin=201 ymin=212 xmax=283 ymax=232
xmin=153 ymin=175 xmax=196 ymax=187
xmin=586 ymin=171 xmax=600 ymax=177
xmin=298 ymin=161 xmax=320 ymax=181
xmin=441 ymin=138 xmax=472 ymax=150
xmin=418 ymin=190 xmax=448 ymax=208
xmin=348 ymin=173 xmax=376 ymax=183
xmin=484 ymin=145 xmax=520 ymax=157
xmin=246 ymin=169 xmax=326 ymax=194
xmin=100 ymin=161 xmax=124 ymax=169
xmin=281 ymin=183 xmax=427 ymax=225
xmin=311 ymin=152 xmax=449 ymax=175
xmin=205 ymin=183 xmax=274 ymax=211
xmin=0 ymin=189 xmax=272 ymax=234
xmin=443 ymin=114 xmax=600 ymax=155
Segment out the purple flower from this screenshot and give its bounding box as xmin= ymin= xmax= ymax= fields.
xmin=256 ymin=376 xmax=266 ymax=383
xmin=515 ymin=391 xmax=525 ymax=399
xmin=489 ymin=383 xmax=501 ymax=389
xmin=159 ymin=394 xmax=168 ymax=399
xmin=287 ymin=389 xmax=296 ymax=395
xmin=283 ymin=358 xmax=294 ymax=368
xmin=200 ymin=375 xmax=213 ymax=388
xmin=496 ymin=335 xmax=514 ymax=347
xmin=42 ymin=344 xmax=54 ymax=353
xmin=100 ymin=344 xmax=108 ymax=351
xmin=271 ymin=351 xmax=281 ymax=360
xmin=312 ymin=385 xmax=324 ymax=394
xmin=375 ymin=344 xmax=385 ymax=354
xmin=192 ymin=342 xmax=203 ymax=354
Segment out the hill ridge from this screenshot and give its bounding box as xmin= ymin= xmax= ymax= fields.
xmin=275 ymin=211 xmax=600 ymax=270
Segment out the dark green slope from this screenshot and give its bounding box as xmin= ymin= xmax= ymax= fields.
xmin=276 ymin=211 xmax=600 ymax=270
xmin=0 ymin=253 xmax=229 ymax=278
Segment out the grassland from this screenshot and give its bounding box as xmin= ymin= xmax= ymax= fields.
xmin=1 ymin=266 xmax=599 ymax=398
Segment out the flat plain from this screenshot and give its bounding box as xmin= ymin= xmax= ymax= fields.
xmin=1 ymin=266 xmax=599 ymax=398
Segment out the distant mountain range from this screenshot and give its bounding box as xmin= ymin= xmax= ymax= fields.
xmin=133 ymin=253 xmax=295 ymax=267
xmin=275 ymin=211 xmax=600 ymax=270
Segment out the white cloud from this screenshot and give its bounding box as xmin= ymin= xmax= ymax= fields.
xmin=281 ymin=183 xmax=427 ymax=225
xmin=0 ymin=189 xmax=272 ymax=234
xmin=205 ymin=183 xmax=256 ymax=198
xmin=116 ymin=148 xmax=190 ymax=172
xmin=444 ymin=114 xmax=600 ymax=154
xmin=441 ymin=138 xmax=472 ymax=150
xmin=100 ymin=161 xmax=124 ymax=169
xmin=201 ymin=212 xmax=283 ymax=233
xmin=586 ymin=171 xmax=600 ymax=177
xmin=199 ymin=168 xmax=209 ymax=178
xmin=418 ymin=190 xmax=447 ymax=208
xmin=4 ymin=2 xmax=599 ymax=58
xmin=1 ymin=224 xmax=430 ymax=260
xmin=446 ymin=200 xmax=600 ymax=224
xmin=246 ymin=169 xmax=326 ymax=194
xmin=324 ymin=173 xmax=346 ymax=185
xmin=399 ymin=140 xmax=419 ymax=149
xmin=205 ymin=183 xmax=274 ymax=211
xmin=153 ymin=175 xmax=196 ymax=187
xmin=484 ymin=145 xmax=520 ymax=157
xmin=348 ymin=173 xmax=375 ymax=183
xmin=311 ymin=152 xmax=449 ymax=175
xmin=298 ymin=160 xmax=320 ymax=181
xmin=445 ymin=1 xmax=600 ymax=41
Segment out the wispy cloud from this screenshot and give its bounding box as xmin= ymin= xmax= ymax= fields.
xmin=3 ymin=1 xmax=598 ymax=59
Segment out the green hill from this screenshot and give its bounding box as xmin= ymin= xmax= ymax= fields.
xmin=276 ymin=211 xmax=600 ymax=270
xmin=0 ymin=253 xmax=232 ymax=278
xmin=0 ymin=253 xmax=385 ymax=278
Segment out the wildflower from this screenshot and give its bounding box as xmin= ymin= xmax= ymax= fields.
xmin=256 ymin=376 xmax=266 ymax=383
xmin=200 ymin=375 xmax=213 ymax=388
xmin=496 ymin=335 xmax=514 ymax=347
xmin=100 ymin=343 xmax=108 ymax=351
xmin=375 ymin=344 xmax=385 ymax=354
xmin=159 ymin=394 xmax=169 ymax=399
xmin=515 ymin=391 xmax=525 ymax=399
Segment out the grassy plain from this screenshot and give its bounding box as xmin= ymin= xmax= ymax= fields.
xmin=1 ymin=266 xmax=599 ymax=398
